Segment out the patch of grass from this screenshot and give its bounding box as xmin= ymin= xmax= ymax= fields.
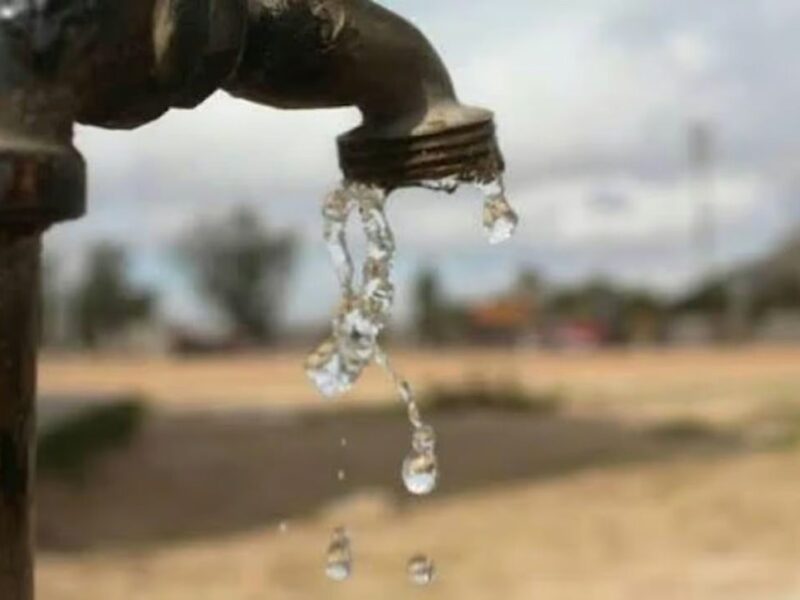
xmin=423 ymin=381 xmax=562 ymax=415
xmin=648 ymin=418 xmax=720 ymax=442
xmin=746 ymin=403 xmax=800 ymax=451
xmin=38 ymin=397 xmax=147 ymax=478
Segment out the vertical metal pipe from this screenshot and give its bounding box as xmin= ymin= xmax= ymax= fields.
xmin=0 ymin=231 xmax=40 ymax=600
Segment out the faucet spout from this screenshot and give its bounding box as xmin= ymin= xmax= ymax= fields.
xmin=227 ymin=0 xmax=504 ymax=188
xmin=1 ymin=0 xmax=506 ymax=232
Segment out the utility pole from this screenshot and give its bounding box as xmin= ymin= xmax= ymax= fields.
xmin=688 ymin=121 xmax=716 ymax=281
xmin=688 ymin=121 xmax=750 ymax=340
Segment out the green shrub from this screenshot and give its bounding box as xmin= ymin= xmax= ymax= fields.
xmin=423 ymin=381 xmax=562 ymax=415
xmin=648 ymin=418 xmax=719 ymax=442
xmin=38 ymin=397 xmax=147 ymax=477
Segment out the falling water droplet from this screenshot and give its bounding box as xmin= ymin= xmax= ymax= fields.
xmin=402 ymin=449 xmax=438 ymax=495
xmin=478 ymin=177 xmax=519 ymax=245
xmin=337 ymin=469 xmax=346 ymax=482
xmin=325 ymin=527 xmax=353 ymax=582
xmin=340 ymin=437 xmax=348 ymax=448
xmin=308 ymin=172 xmax=516 ymax=578
xmin=403 ymin=426 xmax=438 ymax=494
xmin=407 ymin=554 xmax=436 ymax=586
xmin=482 ymin=194 xmax=519 ymax=245
xmin=305 ymin=337 xmax=349 ymax=398
xmin=278 ymin=521 xmax=289 ymax=534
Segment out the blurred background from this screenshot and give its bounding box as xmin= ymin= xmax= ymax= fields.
xmin=37 ymin=1 xmax=800 ymax=598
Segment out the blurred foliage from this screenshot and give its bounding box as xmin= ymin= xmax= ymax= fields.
xmin=673 ymin=229 xmax=800 ymax=320
xmin=647 ymin=418 xmax=721 ymax=442
xmin=41 ymin=253 xmax=62 ymax=347
xmin=38 ymin=398 xmax=147 ymax=478
xmin=744 ymin=401 xmax=800 ymax=452
xmin=178 ymin=207 xmax=295 ymax=345
xmin=423 ymin=381 xmax=563 ymax=415
xmin=413 ymin=267 xmax=447 ymax=345
xmin=69 ymin=243 xmax=155 ymax=348
xmin=545 ymin=278 xmax=667 ymax=343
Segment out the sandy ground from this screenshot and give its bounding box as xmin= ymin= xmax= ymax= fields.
xmin=39 ymin=345 xmax=800 ymax=417
xmin=35 ymin=346 xmax=800 ymax=599
xmin=39 ymin=452 xmax=800 ymax=600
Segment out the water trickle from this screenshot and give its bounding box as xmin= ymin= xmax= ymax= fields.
xmin=374 ymin=349 xmax=424 ymax=430
xmin=307 ymin=173 xmax=516 ymax=578
xmin=305 ymin=182 xmax=391 ymax=397
xmin=407 ymin=554 xmax=436 ymax=586
xmin=479 ymin=177 xmax=519 ymax=245
xmin=325 ymin=527 xmax=353 ymax=582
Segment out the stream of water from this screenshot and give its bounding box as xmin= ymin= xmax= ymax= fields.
xmin=307 ymin=177 xmax=518 ymax=584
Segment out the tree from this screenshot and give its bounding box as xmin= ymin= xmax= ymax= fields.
xmin=413 ymin=267 xmax=447 ymax=345
xmin=70 ymin=243 xmax=155 ymax=348
xmin=178 ymin=207 xmax=295 ymax=345
xmin=41 ymin=253 xmax=65 ymax=348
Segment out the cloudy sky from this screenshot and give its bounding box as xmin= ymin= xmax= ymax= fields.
xmin=47 ymin=0 xmax=800 ymax=327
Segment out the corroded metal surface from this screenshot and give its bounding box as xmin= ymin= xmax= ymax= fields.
xmin=0 ymin=0 xmax=503 ymax=202
xmin=0 ymin=7 xmax=85 ymax=229
xmin=338 ymin=118 xmax=505 ymax=188
xmin=0 ymin=232 xmax=40 ymax=600
xmin=228 ymin=0 xmax=504 ymax=184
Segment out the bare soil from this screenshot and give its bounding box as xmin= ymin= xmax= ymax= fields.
xmin=36 ymin=346 xmax=800 ymax=599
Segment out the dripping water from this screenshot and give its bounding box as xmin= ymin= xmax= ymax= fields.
xmin=325 ymin=527 xmax=353 ymax=582
xmin=307 ymin=175 xmax=518 ymax=581
xmin=407 ymin=554 xmax=436 ymax=586
xmin=478 ymin=177 xmax=519 ymax=245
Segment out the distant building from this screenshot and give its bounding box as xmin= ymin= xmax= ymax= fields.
xmin=465 ymin=296 xmax=539 ymax=346
xmin=548 ymin=319 xmax=607 ymax=350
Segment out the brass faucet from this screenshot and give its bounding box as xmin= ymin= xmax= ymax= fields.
xmin=1 ymin=0 xmax=505 ymax=232
xmin=0 ymin=2 xmax=505 ymax=597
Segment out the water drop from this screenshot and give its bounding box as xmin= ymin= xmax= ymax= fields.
xmin=477 ymin=177 xmax=518 ymax=245
xmin=325 ymin=527 xmax=353 ymax=582
xmin=305 ymin=337 xmax=351 ymax=398
xmin=340 ymin=437 xmax=348 ymax=448
xmin=278 ymin=521 xmax=289 ymax=534
xmin=482 ymin=194 xmax=519 ymax=245
xmin=337 ymin=469 xmax=346 ymax=482
xmin=407 ymin=554 xmax=436 ymax=586
xmin=402 ymin=449 xmax=438 ymax=495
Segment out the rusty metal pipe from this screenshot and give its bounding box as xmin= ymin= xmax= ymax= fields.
xmin=0 ymin=232 xmax=40 ymax=600
xmin=1 ymin=12 xmax=83 ymax=600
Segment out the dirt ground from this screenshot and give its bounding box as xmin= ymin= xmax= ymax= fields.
xmin=36 ymin=346 xmax=800 ymax=599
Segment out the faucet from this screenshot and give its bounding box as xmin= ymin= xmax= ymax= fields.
xmin=0 ymin=1 xmax=505 ymax=597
